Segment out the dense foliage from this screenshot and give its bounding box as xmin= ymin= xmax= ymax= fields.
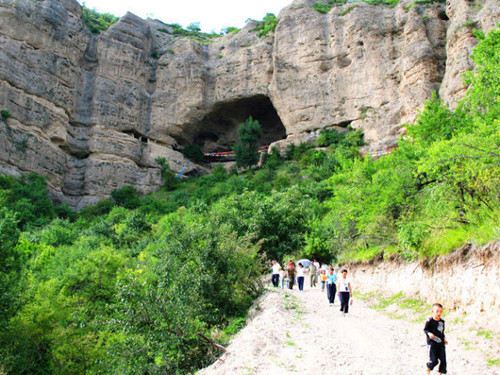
xmin=81 ymin=6 xmax=119 ymax=34
xmin=252 ymin=13 xmax=278 ymax=38
xmin=0 ymin=25 xmax=497 ymax=375
xmin=157 ymin=23 xmax=221 ymax=44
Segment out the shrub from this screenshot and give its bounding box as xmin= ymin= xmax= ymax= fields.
xmin=110 ymin=186 xmax=141 ymax=209
xmin=211 ymin=164 xmax=228 ymax=182
xmin=155 ymin=157 xmax=178 ymax=190
xmin=162 ymin=23 xmax=221 ymax=44
xmin=312 ymin=2 xmax=332 ymax=14
xmin=252 ymin=13 xmax=278 ymax=38
xmin=317 ymin=128 xmax=343 ymax=147
xmin=187 ymin=22 xmax=201 ymax=32
xmin=81 ymin=6 xmax=119 ymax=34
xmin=263 ymin=147 xmax=283 ymax=169
xmin=223 ymin=26 xmax=240 ymax=34
xmin=1 ymin=110 xmax=11 ymax=119
xmin=341 ymin=5 xmax=359 ymax=16
xmin=182 ymin=144 xmax=204 ymax=163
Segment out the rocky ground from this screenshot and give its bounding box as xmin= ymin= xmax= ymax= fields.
xmin=199 ymin=284 xmax=498 ymax=375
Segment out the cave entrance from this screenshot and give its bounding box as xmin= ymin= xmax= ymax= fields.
xmin=185 ymin=95 xmax=286 ymax=154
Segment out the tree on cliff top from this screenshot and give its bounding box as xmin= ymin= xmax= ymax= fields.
xmin=234 ymin=117 xmax=262 ymax=168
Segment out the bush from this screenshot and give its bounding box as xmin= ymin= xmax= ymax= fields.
xmin=317 ymin=128 xmax=343 ymax=147
xmin=252 ymin=13 xmax=278 ymax=38
xmin=1 ymin=110 xmax=11 ymax=119
xmin=155 ymin=157 xmax=178 ymax=190
xmin=81 ymin=6 xmax=119 ymax=34
xmin=183 ymin=144 xmax=204 ymax=163
xmin=262 ymin=147 xmax=283 ymax=169
xmin=110 ymin=186 xmax=141 ymax=209
xmin=222 ymin=26 xmax=240 ymax=34
xmin=312 ymin=2 xmax=332 ymax=14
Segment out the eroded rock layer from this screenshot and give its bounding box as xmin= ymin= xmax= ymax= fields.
xmin=0 ymin=0 xmax=498 ymax=207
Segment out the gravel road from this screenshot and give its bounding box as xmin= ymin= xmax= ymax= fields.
xmin=199 ymin=285 xmax=497 ymax=375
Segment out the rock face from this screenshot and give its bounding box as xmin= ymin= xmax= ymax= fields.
xmin=0 ymin=0 xmax=497 ymax=208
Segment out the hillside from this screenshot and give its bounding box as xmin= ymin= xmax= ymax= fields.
xmin=0 ymin=0 xmax=498 ymax=207
xmin=0 ymin=1 xmax=498 ymax=374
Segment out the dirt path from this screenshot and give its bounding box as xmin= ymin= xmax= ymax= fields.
xmin=199 ymin=285 xmax=497 ymax=375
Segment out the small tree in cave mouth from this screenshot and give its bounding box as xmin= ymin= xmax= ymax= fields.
xmin=234 ymin=116 xmax=262 ymax=168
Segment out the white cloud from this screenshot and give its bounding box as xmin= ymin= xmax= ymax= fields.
xmin=79 ymin=0 xmax=293 ymax=33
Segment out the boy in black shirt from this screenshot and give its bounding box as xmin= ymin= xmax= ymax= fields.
xmin=424 ymin=303 xmax=448 ymax=374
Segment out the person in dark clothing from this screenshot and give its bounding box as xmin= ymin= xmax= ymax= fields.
xmin=286 ymin=261 xmax=295 ymax=290
xmin=326 ymin=269 xmax=337 ymax=305
xmin=424 ymin=303 xmax=448 ymax=374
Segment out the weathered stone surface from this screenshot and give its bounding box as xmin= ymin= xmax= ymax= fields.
xmin=0 ymin=0 xmax=497 ymax=207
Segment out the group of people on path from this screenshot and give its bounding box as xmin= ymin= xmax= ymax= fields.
xmin=271 ymin=260 xmax=449 ymax=374
xmin=271 ymin=260 xmax=353 ymax=315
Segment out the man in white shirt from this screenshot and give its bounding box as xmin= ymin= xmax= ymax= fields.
xmin=271 ymin=260 xmax=281 ymax=287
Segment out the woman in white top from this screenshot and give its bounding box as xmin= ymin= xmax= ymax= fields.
xmin=337 ymin=269 xmax=352 ymax=315
xmin=296 ymin=263 xmax=305 ymax=291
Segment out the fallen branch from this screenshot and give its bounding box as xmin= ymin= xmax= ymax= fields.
xmin=197 ymin=332 xmax=227 ymax=352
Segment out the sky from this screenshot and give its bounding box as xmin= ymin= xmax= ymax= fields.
xmin=78 ymin=0 xmax=294 ymax=33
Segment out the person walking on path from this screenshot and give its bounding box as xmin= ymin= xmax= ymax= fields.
xmin=297 ymin=263 xmax=305 ymax=291
xmin=271 ymin=260 xmax=281 ymax=287
xmin=287 ymin=261 xmax=296 ymax=290
xmin=320 ymin=270 xmax=327 ymax=291
xmin=327 ymin=268 xmax=337 ymax=305
xmin=279 ymin=267 xmax=285 ymax=289
xmin=326 ymin=265 xmax=333 ymax=301
xmin=313 ymin=259 xmax=320 ymax=284
xmin=309 ymin=262 xmax=317 ymax=288
xmin=424 ymin=303 xmax=448 ymax=374
xmin=337 ymin=269 xmax=352 ymax=316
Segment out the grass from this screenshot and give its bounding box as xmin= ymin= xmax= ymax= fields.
xmin=362 ymin=291 xmax=431 ymax=322
xmin=372 ymin=291 xmax=404 ymax=310
xmin=460 ymin=339 xmax=477 ymax=351
xmin=212 ymin=315 xmax=249 ymax=346
xmin=477 ymin=330 xmax=493 ymax=340
xmin=487 ymin=358 xmax=500 ymax=367
xmin=285 ymin=340 xmax=296 ymax=346
xmin=340 ymin=5 xmax=359 ymax=16
xmin=338 ymin=246 xmax=382 ymax=262
xmin=419 ymin=212 xmax=499 ymax=258
xmin=284 ymin=293 xmax=300 ymax=310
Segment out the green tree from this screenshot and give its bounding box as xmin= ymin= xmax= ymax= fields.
xmin=81 ymin=6 xmax=119 ymax=34
xmin=234 ymin=117 xmax=262 ymax=168
xmin=252 ymin=13 xmax=278 ymax=38
xmin=110 ymin=186 xmax=141 ymax=209
xmin=183 ymin=144 xmax=204 ymax=163
xmin=187 ymin=22 xmax=201 ymax=32
xmin=462 ymin=28 xmax=500 ymax=124
xmin=155 ymin=157 xmax=178 ymax=190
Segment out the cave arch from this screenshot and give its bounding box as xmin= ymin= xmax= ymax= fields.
xmin=182 ymin=95 xmax=287 ymax=153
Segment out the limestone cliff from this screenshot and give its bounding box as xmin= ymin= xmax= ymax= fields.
xmin=0 ymin=0 xmax=498 ymax=208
